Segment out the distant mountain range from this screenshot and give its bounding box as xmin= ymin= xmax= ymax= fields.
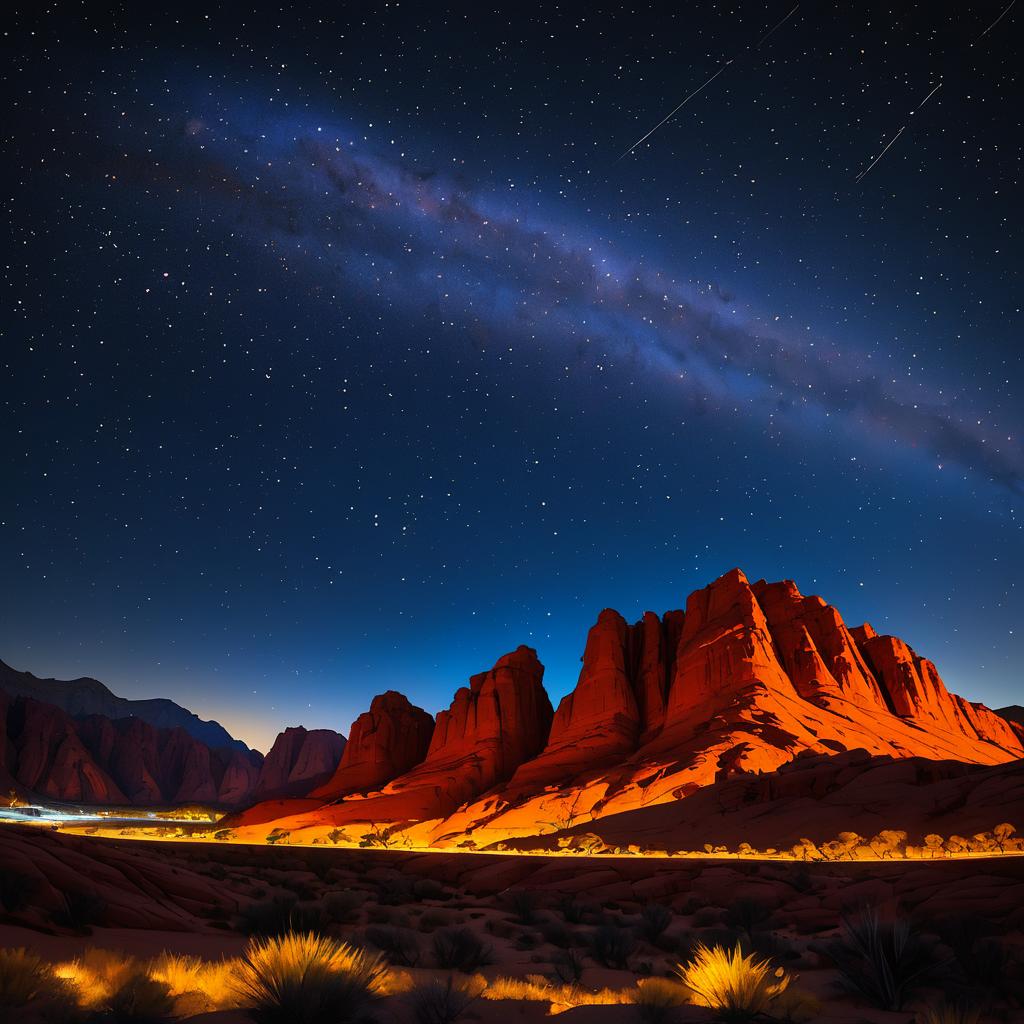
xmin=0 ymin=659 xmax=345 ymax=808
xmin=0 ymin=659 xmax=249 ymax=753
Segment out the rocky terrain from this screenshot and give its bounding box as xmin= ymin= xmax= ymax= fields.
xmin=236 ymin=569 xmax=1024 ymax=848
xmin=4 ymin=569 xmax=1022 ymax=841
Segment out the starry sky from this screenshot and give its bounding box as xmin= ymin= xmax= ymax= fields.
xmin=2 ymin=4 xmax=1021 ymax=753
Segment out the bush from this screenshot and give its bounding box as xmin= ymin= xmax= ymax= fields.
xmin=506 ymin=889 xmax=538 ymax=924
xmin=821 ymin=908 xmax=943 ymax=1011
xmin=412 ymin=878 xmax=446 ymax=901
xmin=366 ymin=925 xmax=422 ymax=967
xmin=559 ymin=896 xmax=592 ymax=924
xmin=324 ymin=890 xmax=361 ymax=924
xmin=0 ymin=947 xmax=55 ymax=1007
xmin=407 ymin=976 xmax=481 ymax=1024
xmin=234 ymin=931 xmax=386 ymax=1024
xmin=431 ymin=928 xmax=494 ymax=972
xmin=676 ymin=942 xmax=789 ymax=1022
xmin=97 ymin=970 xmax=176 ymax=1022
xmin=916 ymin=1001 xmax=983 ymax=1024
xmin=550 ymin=947 xmax=585 ymax=986
xmin=148 ymin=953 xmax=237 ymax=1013
xmin=633 ymin=976 xmax=688 ymax=1023
xmin=724 ymin=898 xmax=772 ymax=940
xmin=638 ymin=903 xmax=673 ymax=942
xmin=586 ymin=924 xmax=637 ymax=970
xmin=237 ymin=897 xmax=325 ymax=937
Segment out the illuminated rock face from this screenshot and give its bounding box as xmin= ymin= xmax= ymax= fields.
xmin=310 ymin=691 xmax=434 ymax=800
xmin=0 ymin=691 xmax=263 ymax=806
xmin=283 ymin=568 xmax=1023 ymax=846
xmin=252 ymin=726 xmax=346 ymax=801
xmin=297 ymin=646 xmax=553 ymax=828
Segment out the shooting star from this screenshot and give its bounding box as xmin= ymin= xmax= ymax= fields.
xmin=855 ymin=82 xmax=942 ymax=183
xmin=619 ymin=60 xmax=734 ymax=159
xmin=619 ymin=5 xmax=799 ymax=159
xmin=977 ymin=0 xmax=1017 ymax=40
xmin=757 ymin=4 xmax=800 ymax=48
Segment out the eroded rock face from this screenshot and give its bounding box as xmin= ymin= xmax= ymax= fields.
xmin=253 ymin=727 xmax=346 ymax=801
xmin=310 ymin=691 xmax=434 ymax=800
xmin=0 ymin=691 xmax=264 ymax=807
xmin=297 ymin=646 xmax=553 ymax=827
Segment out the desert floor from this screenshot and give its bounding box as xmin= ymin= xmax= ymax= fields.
xmin=1 ymin=825 xmax=1022 ymax=1022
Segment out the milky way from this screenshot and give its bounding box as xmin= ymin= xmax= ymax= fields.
xmin=138 ymin=105 xmax=1022 ymax=493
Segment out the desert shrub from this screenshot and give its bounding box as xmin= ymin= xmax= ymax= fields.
xmin=412 ymin=878 xmax=446 ymax=901
xmin=916 ymin=1001 xmax=983 ymax=1024
xmin=96 ymin=970 xmax=175 ymax=1022
xmin=148 ymin=953 xmax=237 ymax=1013
xmin=324 ymin=890 xmax=361 ymax=924
xmin=639 ymin=903 xmax=673 ymax=942
xmin=559 ymin=896 xmax=592 ymax=924
xmin=550 ymin=947 xmax=585 ymax=986
xmin=431 ymin=928 xmax=493 ymax=972
xmin=56 ymin=948 xmax=137 ymax=1009
xmin=237 ymin=896 xmax=325 ymax=937
xmin=234 ymin=931 xmax=386 ymax=1024
xmin=407 ymin=976 xmax=482 ymax=1024
xmin=366 ymin=925 xmax=422 ymax=967
xmin=418 ymin=908 xmax=456 ymax=932
xmin=676 ymin=942 xmax=789 ymax=1021
xmin=930 ymin=914 xmax=1023 ymax=1003
xmin=586 ymin=924 xmax=637 ymax=970
xmin=0 ymin=947 xmax=55 ymax=1007
xmin=540 ymin=919 xmax=575 ymax=948
xmin=633 ymin=976 xmax=688 ymax=1023
xmin=820 ymin=908 xmax=943 ymax=1011
xmin=725 ymin=898 xmax=772 ymax=940
xmin=506 ymin=889 xmax=538 ymax=924
xmin=52 ymin=888 xmax=107 ymax=931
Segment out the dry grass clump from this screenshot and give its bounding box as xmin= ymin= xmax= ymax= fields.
xmin=0 ymin=947 xmax=60 ymax=1008
xmin=407 ymin=975 xmax=484 ymax=1024
xmin=633 ymin=976 xmax=688 ymax=1023
xmin=431 ymin=927 xmax=493 ymax=972
xmin=148 ymin=952 xmax=238 ymax=1013
xmin=677 ymin=942 xmax=789 ymax=1021
xmin=234 ymin=930 xmax=387 ymax=1024
xmin=482 ymin=973 xmax=631 ymax=1012
xmin=55 ymin=947 xmax=139 ymax=1008
xmin=916 ymin=1002 xmax=983 ymax=1024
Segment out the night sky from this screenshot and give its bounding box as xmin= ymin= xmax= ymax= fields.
xmin=2 ymin=4 xmax=1021 ymax=753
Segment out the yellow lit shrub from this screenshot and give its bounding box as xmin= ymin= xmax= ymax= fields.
xmin=234 ymin=930 xmax=387 ymax=1024
xmin=55 ymin=947 xmax=137 ymax=1008
xmin=0 ymin=947 xmax=55 ymax=1008
xmin=916 ymin=1002 xmax=982 ymax=1024
xmin=676 ymin=942 xmax=789 ymax=1021
xmin=634 ymin=976 xmax=689 ymax=1023
xmin=149 ymin=952 xmax=239 ymax=1012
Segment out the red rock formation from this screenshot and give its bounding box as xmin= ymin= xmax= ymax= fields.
xmin=406 ymin=569 xmax=1024 ymax=848
xmin=310 ymin=691 xmax=434 ymax=800
xmin=288 ymin=646 xmax=552 ymax=828
xmin=253 ymin=726 xmax=346 ymax=801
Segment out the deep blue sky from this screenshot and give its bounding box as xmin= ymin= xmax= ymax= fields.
xmin=2 ymin=4 xmax=1021 ymax=752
